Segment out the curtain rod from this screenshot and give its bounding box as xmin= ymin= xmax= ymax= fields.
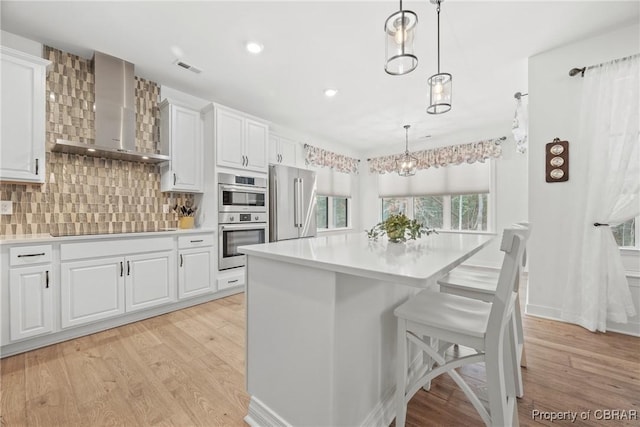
xmin=568 ymin=53 xmax=639 ymax=77
xmin=366 ymin=136 xmax=506 ymax=161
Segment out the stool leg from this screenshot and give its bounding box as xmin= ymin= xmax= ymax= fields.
xmin=395 ymin=318 xmax=408 ymax=427
xmin=422 ymin=336 xmax=436 ymax=392
xmin=508 ymin=314 xmax=523 ymax=398
xmin=514 ymin=300 xmax=527 ymax=368
xmin=485 ymin=340 xmax=509 ymax=426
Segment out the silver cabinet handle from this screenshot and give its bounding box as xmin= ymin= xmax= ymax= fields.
xmin=173 ymin=173 xmax=177 ymax=185
xmin=190 ymin=239 xmax=204 ymax=243
xmin=45 ymin=270 xmax=49 ymax=288
xmin=17 ymin=253 xmax=45 ymax=258
xmin=180 ymin=254 xmax=183 ymax=267
xmin=228 ymin=279 xmax=239 ymax=284
xmin=35 ymin=158 xmax=39 ymax=175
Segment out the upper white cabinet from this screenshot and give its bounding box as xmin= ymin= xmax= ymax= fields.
xmin=215 ymin=106 xmax=268 ymax=173
xmin=269 ymin=133 xmax=300 ymax=167
xmin=160 ymin=99 xmax=203 ymax=192
xmin=0 ymin=46 xmax=50 ymax=183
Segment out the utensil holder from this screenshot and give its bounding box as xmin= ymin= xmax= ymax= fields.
xmin=179 ymin=217 xmax=194 ymax=229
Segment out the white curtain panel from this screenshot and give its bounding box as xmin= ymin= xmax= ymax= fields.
xmin=563 ymin=55 xmax=639 ymax=332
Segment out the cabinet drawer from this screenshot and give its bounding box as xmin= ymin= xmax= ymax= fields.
xmin=178 ymin=233 xmax=214 ymax=249
xmin=217 ymin=272 xmax=245 ymax=290
xmin=10 ymin=245 xmax=53 ymax=266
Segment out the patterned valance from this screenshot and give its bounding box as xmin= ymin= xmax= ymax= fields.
xmin=368 ymin=137 xmax=504 ymax=174
xmin=305 ymin=144 xmax=360 ymax=174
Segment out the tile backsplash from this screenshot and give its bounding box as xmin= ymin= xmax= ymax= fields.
xmin=0 ymin=46 xmax=193 ymax=236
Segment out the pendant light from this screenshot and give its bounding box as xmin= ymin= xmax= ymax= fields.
xmin=396 ymin=125 xmax=418 ymax=177
xmin=427 ymin=0 xmax=452 ymax=114
xmin=384 ymin=0 xmax=418 ymax=76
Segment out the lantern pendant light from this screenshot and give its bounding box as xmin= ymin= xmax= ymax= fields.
xmin=384 ymin=0 xmax=418 ymax=76
xmin=427 ymin=0 xmax=452 ymax=114
xmin=396 ymin=125 xmax=418 ymax=177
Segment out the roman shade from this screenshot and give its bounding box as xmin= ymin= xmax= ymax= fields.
xmin=317 ymin=167 xmax=352 ymax=197
xmin=378 ymin=161 xmax=490 ymax=197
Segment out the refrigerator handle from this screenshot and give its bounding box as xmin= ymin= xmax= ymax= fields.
xmin=293 ymin=178 xmax=299 ymax=228
xmin=298 ymin=178 xmax=304 ymax=228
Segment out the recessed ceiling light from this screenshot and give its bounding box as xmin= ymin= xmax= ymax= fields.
xmin=87 ymin=148 xmax=96 ymax=152
xmin=246 ymin=42 xmax=264 ymax=54
xmin=324 ymin=88 xmax=338 ymax=97
xmin=142 ymin=156 xmax=149 ymax=160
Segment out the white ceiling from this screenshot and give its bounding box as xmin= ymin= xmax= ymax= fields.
xmin=1 ymin=1 xmax=638 ymax=156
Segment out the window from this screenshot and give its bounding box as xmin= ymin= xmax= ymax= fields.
xmin=414 ymin=196 xmax=444 ymax=229
xmin=381 ymin=193 xmax=490 ymax=232
xmin=317 ymin=196 xmax=351 ymax=230
xmin=613 ymin=217 xmax=638 ymax=248
xmin=451 ymin=194 xmax=488 ymax=231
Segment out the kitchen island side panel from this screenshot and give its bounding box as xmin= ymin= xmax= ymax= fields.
xmin=246 ymin=256 xmax=337 ymax=426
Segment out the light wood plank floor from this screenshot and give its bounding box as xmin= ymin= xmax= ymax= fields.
xmin=2 ymin=292 xmax=639 ymax=426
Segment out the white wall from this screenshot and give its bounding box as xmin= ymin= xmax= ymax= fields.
xmin=527 ymin=23 xmax=640 ymax=335
xmin=1 ymin=31 xmax=42 ymax=56
xmin=359 ymin=126 xmax=528 ymax=269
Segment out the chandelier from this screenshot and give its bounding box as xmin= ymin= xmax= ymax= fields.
xmin=396 ymin=125 xmax=418 ymax=177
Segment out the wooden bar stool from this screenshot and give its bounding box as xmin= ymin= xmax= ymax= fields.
xmin=437 ymin=224 xmax=530 ymax=398
xmin=394 ymin=228 xmax=525 ymax=427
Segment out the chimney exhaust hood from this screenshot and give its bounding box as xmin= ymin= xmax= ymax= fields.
xmin=52 ymin=51 xmax=169 ymax=163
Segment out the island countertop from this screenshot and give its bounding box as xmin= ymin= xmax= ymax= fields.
xmin=239 ymin=231 xmax=494 ymax=287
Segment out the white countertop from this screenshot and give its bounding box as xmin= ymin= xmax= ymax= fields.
xmin=239 ymin=232 xmax=495 ymax=287
xmin=0 ymin=228 xmax=216 ymax=245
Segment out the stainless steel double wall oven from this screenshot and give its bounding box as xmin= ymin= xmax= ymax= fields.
xmin=217 ymin=173 xmax=267 ymax=270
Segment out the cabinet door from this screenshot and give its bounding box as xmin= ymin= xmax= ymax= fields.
xmin=178 ymin=247 xmax=214 ymax=299
xmin=0 ymin=48 xmax=48 ymax=183
xmin=171 ymin=105 xmax=203 ymax=192
xmin=216 ymin=108 xmax=245 ymax=169
xmin=245 ymin=119 xmax=269 ymax=172
xmin=278 ymin=136 xmax=299 ymax=167
xmin=61 ymin=257 xmax=125 ymax=328
xmin=269 ymin=134 xmax=280 ymax=165
xmin=125 ymin=251 xmax=176 ymax=312
xmin=9 ymin=265 xmax=53 ymax=341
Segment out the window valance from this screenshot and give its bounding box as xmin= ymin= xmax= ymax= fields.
xmin=305 ymin=144 xmax=360 ymax=174
xmin=368 ymin=137 xmax=504 ymax=174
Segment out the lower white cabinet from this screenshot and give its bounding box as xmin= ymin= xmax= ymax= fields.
xmin=126 ymin=251 xmax=176 ymax=312
xmin=9 ymin=264 xmax=53 ymax=340
xmin=61 ymin=256 xmax=125 ymax=328
xmin=61 ymin=250 xmax=176 ymax=329
xmin=178 ymin=233 xmax=215 ymax=299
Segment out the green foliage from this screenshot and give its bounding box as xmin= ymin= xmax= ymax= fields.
xmin=366 ymin=213 xmax=437 ymax=243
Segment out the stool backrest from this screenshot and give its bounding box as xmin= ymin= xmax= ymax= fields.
xmin=486 ymin=228 xmax=527 ymax=345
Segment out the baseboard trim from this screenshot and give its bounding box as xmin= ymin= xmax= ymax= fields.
xmin=525 ymin=304 xmax=640 ymax=337
xmin=245 ymin=396 xmax=291 ymax=427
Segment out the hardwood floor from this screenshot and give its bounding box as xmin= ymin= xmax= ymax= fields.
xmin=2 ymin=291 xmax=639 ymax=426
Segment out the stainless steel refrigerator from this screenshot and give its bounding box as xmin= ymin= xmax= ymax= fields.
xmin=269 ymin=164 xmax=317 ymax=242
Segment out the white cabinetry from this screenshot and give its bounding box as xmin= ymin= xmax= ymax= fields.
xmin=269 ymin=134 xmax=299 ymax=167
xmin=60 ymin=238 xmax=176 ymax=329
xmin=60 ymin=256 xmax=125 ymax=328
xmin=8 ymin=245 xmax=53 ymax=341
xmin=0 ymin=46 xmax=50 ymax=183
xmin=215 ymin=106 xmax=269 ymax=173
xmin=160 ymin=99 xmax=203 ymax=192
xmin=178 ymin=234 xmax=215 ymax=299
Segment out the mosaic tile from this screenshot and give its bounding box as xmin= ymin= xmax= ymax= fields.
xmin=0 ymin=46 xmax=194 ymax=237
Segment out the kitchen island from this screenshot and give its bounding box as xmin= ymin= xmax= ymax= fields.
xmin=240 ymin=232 xmax=494 ymax=427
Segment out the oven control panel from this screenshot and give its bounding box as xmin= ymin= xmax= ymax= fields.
xmin=219 ymin=212 xmax=267 ymax=224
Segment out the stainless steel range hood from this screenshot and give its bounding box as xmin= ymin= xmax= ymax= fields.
xmin=53 ymin=51 xmax=168 ymax=163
